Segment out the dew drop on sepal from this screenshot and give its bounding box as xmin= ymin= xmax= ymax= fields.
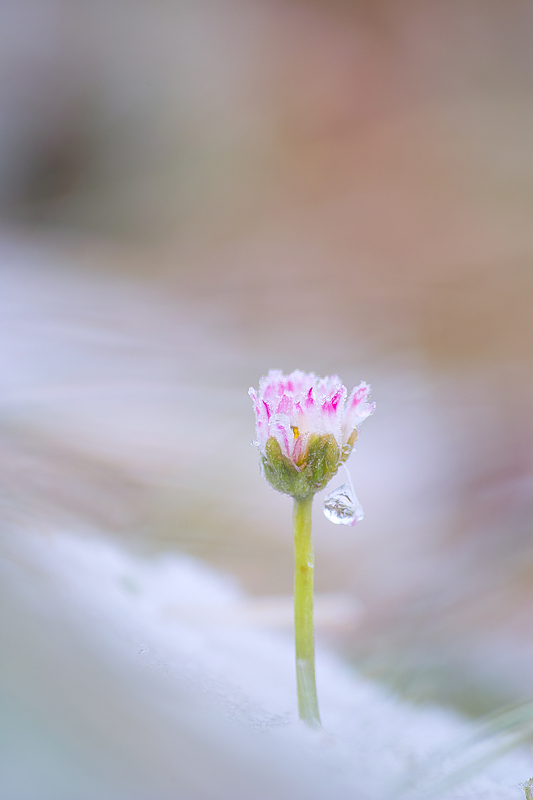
xmin=322 ymin=479 xmax=364 ymax=526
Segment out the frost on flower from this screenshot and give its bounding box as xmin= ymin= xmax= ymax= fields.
xmin=249 ymin=370 xmax=374 ymax=498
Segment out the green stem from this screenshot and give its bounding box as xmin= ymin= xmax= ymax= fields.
xmin=293 ymin=494 xmax=321 ymax=728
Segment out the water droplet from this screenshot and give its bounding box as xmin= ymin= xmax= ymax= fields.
xmin=323 ymin=482 xmax=364 ymax=526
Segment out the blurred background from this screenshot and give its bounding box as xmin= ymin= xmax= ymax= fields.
xmin=2 ymin=0 xmax=533 ymax=795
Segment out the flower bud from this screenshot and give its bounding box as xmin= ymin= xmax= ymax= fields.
xmin=249 ymin=370 xmax=374 ymax=498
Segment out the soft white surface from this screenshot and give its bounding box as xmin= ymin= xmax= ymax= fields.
xmin=1 ymin=526 xmax=531 ymax=800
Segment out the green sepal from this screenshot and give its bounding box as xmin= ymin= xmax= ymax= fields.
xmin=305 ymin=434 xmax=340 ymax=491
xmin=340 ymin=429 xmax=358 ymax=463
xmin=262 ymin=438 xmax=303 ymax=496
xmin=262 ymin=434 xmax=341 ymax=498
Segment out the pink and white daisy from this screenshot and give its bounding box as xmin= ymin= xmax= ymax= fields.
xmin=249 ymin=370 xmax=374 ymax=497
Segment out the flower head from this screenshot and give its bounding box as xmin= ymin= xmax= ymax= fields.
xmin=249 ymin=369 xmax=374 ymax=498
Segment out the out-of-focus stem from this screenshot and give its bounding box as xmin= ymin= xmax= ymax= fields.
xmin=293 ymin=494 xmax=321 ymax=728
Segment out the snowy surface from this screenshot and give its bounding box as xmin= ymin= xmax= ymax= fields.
xmin=1 ymin=526 xmax=531 ymax=800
